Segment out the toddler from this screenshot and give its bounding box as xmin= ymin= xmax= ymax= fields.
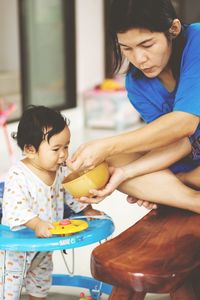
xmin=0 ymin=105 xmax=102 ymax=300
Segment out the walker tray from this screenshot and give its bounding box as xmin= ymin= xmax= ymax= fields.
xmin=0 ymin=215 xmax=114 ymax=252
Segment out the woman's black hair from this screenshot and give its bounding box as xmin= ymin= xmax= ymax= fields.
xmin=109 ymin=0 xmax=186 ymax=79
xmin=13 ymin=105 xmax=70 ymax=151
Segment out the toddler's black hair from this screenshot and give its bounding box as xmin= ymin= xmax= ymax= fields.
xmin=13 ymin=105 xmax=70 ymax=151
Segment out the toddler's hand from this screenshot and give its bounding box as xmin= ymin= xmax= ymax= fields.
xmin=35 ymin=220 xmax=54 ymax=238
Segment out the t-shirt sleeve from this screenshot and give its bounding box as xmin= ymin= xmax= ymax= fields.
xmin=2 ymin=168 xmax=37 ymax=231
xmin=127 ymin=90 xmax=164 ymax=123
xmin=174 ymin=25 xmax=200 ymax=116
xmin=126 ymin=73 xmax=164 ymax=123
xmin=64 ymin=192 xmax=88 ymax=213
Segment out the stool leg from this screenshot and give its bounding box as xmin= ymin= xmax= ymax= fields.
xmin=191 ymin=266 xmax=200 ymax=298
xmin=130 ymin=292 xmax=146 ymax=300
xmin=170 ymin=279 xmax=197 ymax=300
xmin=109 ymin=287 xmax=133 ymax=300
xmin=109 ymin=286 xmax=146 ymax=300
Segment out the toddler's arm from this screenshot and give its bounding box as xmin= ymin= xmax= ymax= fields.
xmin=25 ymin=216 xmax=54 ymax=238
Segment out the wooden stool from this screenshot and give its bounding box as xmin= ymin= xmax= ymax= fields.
xmin=91 ymin=206 xmax=200 ymax=299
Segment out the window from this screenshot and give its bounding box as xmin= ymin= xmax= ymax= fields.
xmin=18 ymin=0 xmax=76 ymax=111
xmin=104 ymin=0 xmax=113 ymax=78
xmin=0 ymin=0 xmax=22 ymax=121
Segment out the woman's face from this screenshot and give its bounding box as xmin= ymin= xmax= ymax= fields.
xmin=117 ymin=28 xmax=172 ymax=78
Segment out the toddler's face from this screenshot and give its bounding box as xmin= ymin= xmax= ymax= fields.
xmin=35 ymin=126 xmax=70 ymax=172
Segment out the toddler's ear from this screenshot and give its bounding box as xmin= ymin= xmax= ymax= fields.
xmin=23 ymin=144 xmax=36 ymax=157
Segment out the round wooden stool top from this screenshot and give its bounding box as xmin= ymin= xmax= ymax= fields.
xmin=91 ymin=206 xmax=200 ymax=294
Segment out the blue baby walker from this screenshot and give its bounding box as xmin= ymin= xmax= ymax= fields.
xmin=0 ymin=182 xmax=114 ymax=300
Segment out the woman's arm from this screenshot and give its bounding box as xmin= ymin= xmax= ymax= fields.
xmin=68 ymin=111 xmax=198 ymax=171
xmin=121 ymin=137 xmax=191 ymax=180
xmin=78 ymin=137 xmax=191 ymax=203
xmin=110 ymin=112 xmax=197 ymax=154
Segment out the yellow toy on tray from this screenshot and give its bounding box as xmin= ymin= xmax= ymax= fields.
xmin=50 ymin=219 xmax=88 ymax=235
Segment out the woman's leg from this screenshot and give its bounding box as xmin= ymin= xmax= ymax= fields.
xmin=107 ymin=154 xmax=200 ymax=214
xmin=119 ymin=170 xmax=200 ymax=213
xmin=177 ymin=166 xmax=200 ymax=189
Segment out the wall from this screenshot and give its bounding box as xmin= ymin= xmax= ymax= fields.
xmin=184 ymin=0 xmax=200 ymax=22
xmin=76 ymin=0 xmax=105 ymax=94
xmin=0 ymin=0 xmax=20 ymax=72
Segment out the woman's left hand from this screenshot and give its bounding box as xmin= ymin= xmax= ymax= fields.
xmin=77 ymin=166 xmax=126 ymax=204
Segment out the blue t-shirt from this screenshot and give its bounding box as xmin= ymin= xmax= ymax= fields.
xmin=126 ymin=23 xmax=200 ymax=173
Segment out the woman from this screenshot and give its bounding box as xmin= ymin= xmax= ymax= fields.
xmin=68 ymin=0 xmax=200 ymax=213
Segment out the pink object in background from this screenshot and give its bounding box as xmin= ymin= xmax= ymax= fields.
xmin=0 ymin=98 xmax=15 ymax=158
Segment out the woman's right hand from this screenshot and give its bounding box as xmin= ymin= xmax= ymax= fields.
xmin=127 ymin=195 xmax=157 ymax=210
xmin=67 ymin=139 xmax=110 ymax=172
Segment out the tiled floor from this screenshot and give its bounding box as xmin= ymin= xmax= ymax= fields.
xmin=1 ymin=108 xmax=169 ymax=299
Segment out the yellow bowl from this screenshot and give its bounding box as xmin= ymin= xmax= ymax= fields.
xmin=62 ymin=162 xmax=110 ymax=198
